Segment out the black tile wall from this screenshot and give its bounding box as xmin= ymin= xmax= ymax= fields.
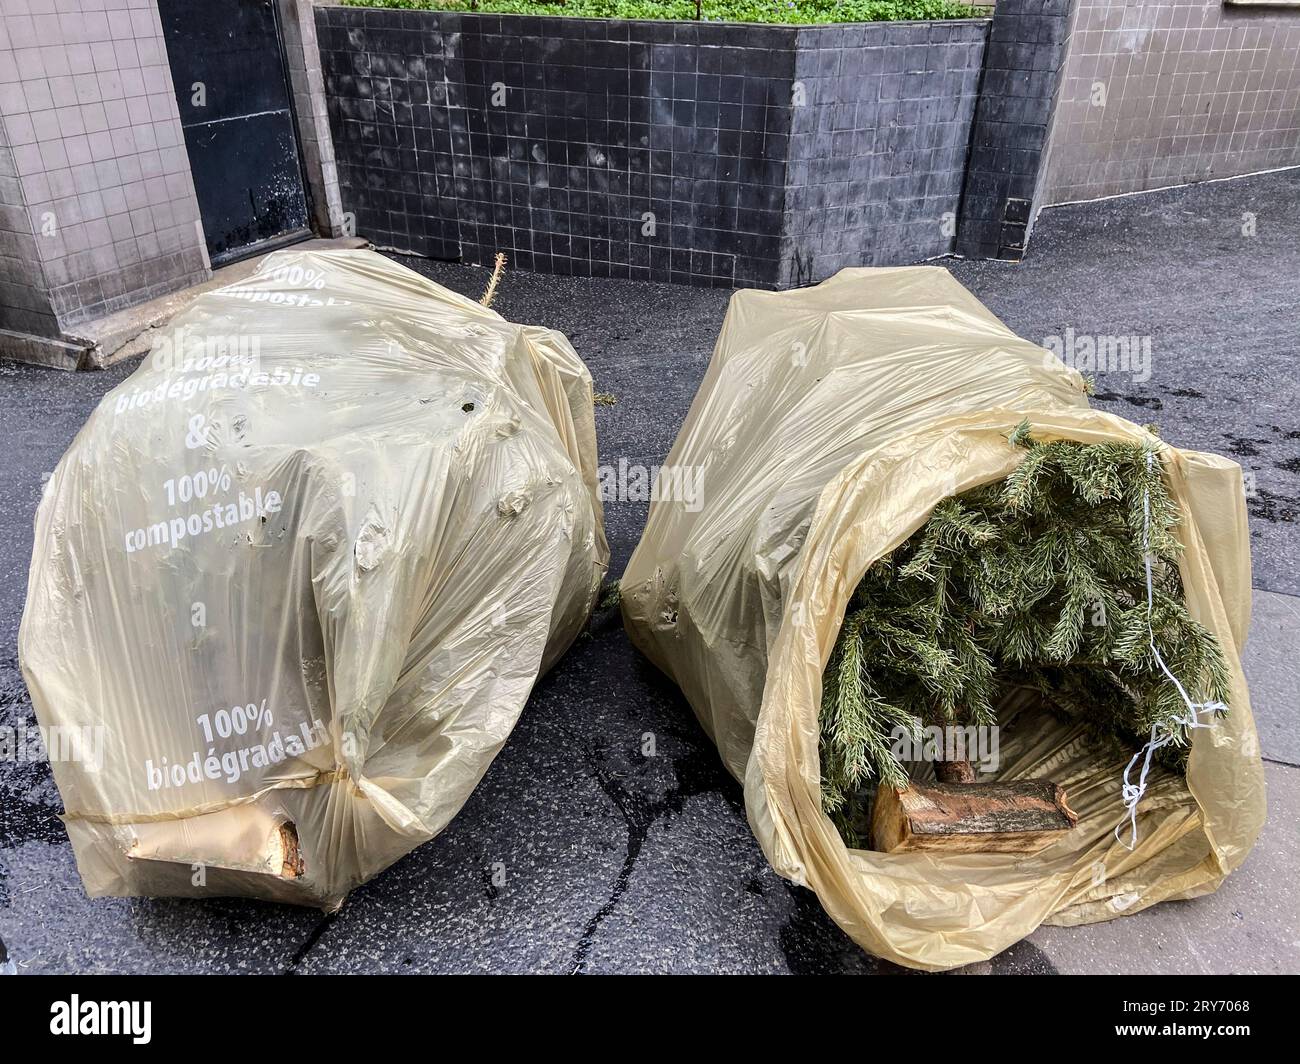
xmin=955 ymin=0 xmax=1073 ymax=261
xmin=316 ymin=8 xmax=797 ymax=287
xmin=316 ymin=7 xmax=993 ymax=288
xmin=783 ymin=19 xmax=987 ymax=287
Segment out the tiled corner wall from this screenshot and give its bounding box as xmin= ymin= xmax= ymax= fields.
xmin=783 ymin=19 xmax=985 ymax=287
xmin=317 ymin=8 xmax=991 ymax=288
xmin=278 ymin=0 xmax=348 ymax=239
xmin=1040 ymin=0 xmax=1300 ymax=203
xmin=0 ymin=118 xmax=58 ymax=337
xmin=955 ymin=0 xmax=1073 ymax=260
xmin=0 ymin=0 xmax=209 ymax=338
xmin=316 ymin=9 xmax=798 ymax=287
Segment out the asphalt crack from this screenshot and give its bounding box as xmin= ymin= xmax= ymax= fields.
xmin=568 ymin=738 xmax=727 ymax=974
xmin=282 ymin=910 xmax=339 ymax=974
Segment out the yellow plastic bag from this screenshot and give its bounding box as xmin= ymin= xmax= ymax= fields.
xmin=21 ymin=249 xmax=608 ymax=909
xmin=621 ymin=266 xmax=1265 ymax=970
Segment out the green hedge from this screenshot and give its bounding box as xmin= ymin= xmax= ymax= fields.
xmin=338 ymin=1 xmax=984 ymax=25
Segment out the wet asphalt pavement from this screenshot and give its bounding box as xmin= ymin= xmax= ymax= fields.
xmin=1 ymin=168 xmax=1297 ymax=974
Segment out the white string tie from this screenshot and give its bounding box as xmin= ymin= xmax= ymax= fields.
xmin=1115 ymin=450 xmax=1226 ymax=850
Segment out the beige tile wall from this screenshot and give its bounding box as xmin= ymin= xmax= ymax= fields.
xmin=0 ymin=0 xmax=209 ymax=335
xmin=279 ymin=0 xmax=346 ymax=239
xmin=1040 ymin=0 xmax=1300 ymax=204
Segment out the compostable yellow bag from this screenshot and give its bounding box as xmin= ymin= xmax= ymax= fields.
xmin=21 ymin=249 xmax=608 ymax=909
xmin=621 ymin=266 xmax=1265 ymax=970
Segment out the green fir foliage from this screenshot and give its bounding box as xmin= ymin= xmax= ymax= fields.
xmin=819 ymin=425 xmax=1230 ymax=841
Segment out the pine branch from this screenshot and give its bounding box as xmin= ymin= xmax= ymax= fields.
xmin=479 ymin=252 xmax=507 ymax=308
xmin=819 ymin=430 xmax=1230 ymax=842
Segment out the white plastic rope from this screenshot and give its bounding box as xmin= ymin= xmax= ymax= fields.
xmin=1115 ymin=450 xmax=1227 ymax=850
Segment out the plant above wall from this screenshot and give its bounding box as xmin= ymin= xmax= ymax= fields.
xmin=339 ymin=0 xmax=983 ymax=24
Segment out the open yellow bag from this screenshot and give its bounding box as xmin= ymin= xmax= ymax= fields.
xmin=21 ymin=249 xmax=608 ymax=909
xmin=621 ymin=266 xmax=1265 ymax=970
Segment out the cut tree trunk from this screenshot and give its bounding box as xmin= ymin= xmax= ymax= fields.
xmin=934 ymin=756 xmax=976 ymax=784
xmin=870 ymin=779 xmax=1078 ymax=855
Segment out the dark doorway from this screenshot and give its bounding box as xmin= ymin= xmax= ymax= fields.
xmin=158 ymin=0 xmax=311 ymax=266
